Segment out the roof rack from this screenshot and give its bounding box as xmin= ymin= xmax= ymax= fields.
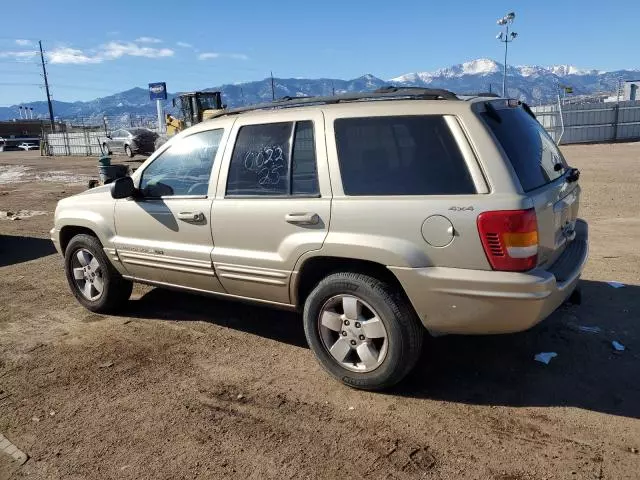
xmin=462 ymin=92 xmax=500 ymax=98
xmin=211 ymin=86 xmax=459 ymax=118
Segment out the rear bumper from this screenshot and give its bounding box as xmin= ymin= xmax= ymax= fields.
xmin=390 ymin=219 xmax=589 ymax=335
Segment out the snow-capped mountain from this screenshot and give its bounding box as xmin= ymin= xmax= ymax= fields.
xmin=391 ymin=59 xmax=605 ymax=82
xmin=0 ymin=58 xmax=637 ymax=121
xmin=390 ymin=58 xmax=635 ymax=102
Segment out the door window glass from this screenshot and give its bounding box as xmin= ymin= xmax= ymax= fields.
xmin=140 ymin=129 xmax=223 ymax=197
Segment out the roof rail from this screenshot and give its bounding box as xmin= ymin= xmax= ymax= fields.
xmin=463 ymin=92 xmax=501 ymax=98
xmin=211 ymin=86 xmax=459 ymax=118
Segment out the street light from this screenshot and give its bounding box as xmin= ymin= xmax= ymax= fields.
xmin=496 ymin=11 xmax=518 ymax=97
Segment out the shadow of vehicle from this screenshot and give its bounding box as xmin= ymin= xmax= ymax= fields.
xmin=124 ymin=279 xmax=639 ymax=419
xmin=396 ymin=279 xmax=640 ymax=419
xmin=0 ymin=234 xmax=57 ymax=267
xmin=128 ymin=287 xmax=307 ymax=349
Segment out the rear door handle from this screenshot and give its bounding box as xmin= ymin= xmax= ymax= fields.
xmin=177 ymin=211 xmax=205 ymax=222
xmin=285 ymin=212 xmax=319 ymax=225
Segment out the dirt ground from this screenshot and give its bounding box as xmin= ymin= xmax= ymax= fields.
xmin=0 ymin=147 xmax=639 ymax=479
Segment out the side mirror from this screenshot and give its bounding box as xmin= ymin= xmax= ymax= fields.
xmin=110 ymin=176 xmax=136 ymax=199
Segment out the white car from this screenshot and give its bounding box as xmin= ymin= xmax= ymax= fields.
xmin=18 ymin=142 xmax=39 ymax=151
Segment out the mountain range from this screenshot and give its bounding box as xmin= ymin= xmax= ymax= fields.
xmin=1 ymin=58 xmax=636 ymax=121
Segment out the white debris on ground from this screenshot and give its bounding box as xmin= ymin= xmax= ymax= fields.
xmin=0 ymin=165 xmax=91 ymax=185
xmin=606 ymin=281 xmax=625 ymax=288
xmin=1 ymin=210 xmax=48 ymax=220
xmin=534 ymin=352 xmax=558 ymax=365
xmin=0 ymin=165 xmax=31 ymax=185
xmin=35 ymin=170 xmax=93 ymax=184
xmin=0 ymin=432 xmax=28 ymax=465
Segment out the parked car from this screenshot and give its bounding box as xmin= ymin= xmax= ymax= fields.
xmin=51 ymin=89 xmax=588 ymax=390
xmin=18 ymin=142 xmax=39 ymax=151
xmin=103 ymin=128 xmax=158 ymax=158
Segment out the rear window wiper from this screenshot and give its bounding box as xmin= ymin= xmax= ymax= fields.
xmin=484 ymin=102 xmax=502 ymax=123
xmin=521 ymin=102 xmax=536 ymax=119
xmin=567 ymin=167 xmax=580 ymax=183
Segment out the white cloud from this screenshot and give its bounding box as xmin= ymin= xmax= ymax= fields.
xmin=48 ymin=47 xmax=101 ymax=64
xmin=176 ymin=41 xmax=193 ymax=48
xmin=0 ymin=50 xmax=37 ymax=62
xmin=15 ymin=39 xmax=32 ymax=46
xmin=101 ymin=42 xmax=174 ymax=59
xmin=198 ymin=52 xmax=248 ymax=60
xmin=1 ymin=41 xmax=175 ymax=65
xmin=136 ymin=36 xmax=162 ymax=44
xmin=198 ymin=52 xmax=220 ymax=60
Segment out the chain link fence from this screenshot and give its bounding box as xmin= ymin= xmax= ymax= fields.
xmin=44 ymin=114 xmax=159 ymax=156
xmin=62 ymin=114 xmax=159 ymax=134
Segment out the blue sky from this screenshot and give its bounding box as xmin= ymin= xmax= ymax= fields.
xmin=0 ymin=0 xmax=638 ymax=106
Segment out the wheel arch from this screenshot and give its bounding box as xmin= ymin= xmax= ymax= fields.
xmin=292 ymin=255 xmax=406 ymax=309
xmin=59 ymin=225 xmax=100 ymax=254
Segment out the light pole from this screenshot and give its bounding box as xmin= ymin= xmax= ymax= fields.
xmin=496 ymin=12 xmax=518 ymax=97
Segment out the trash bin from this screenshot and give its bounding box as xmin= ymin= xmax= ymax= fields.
xmin=99 ymin=164 xmax=129 ymax=184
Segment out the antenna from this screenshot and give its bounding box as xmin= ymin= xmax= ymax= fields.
xmin=38 ymin=40 xmax=55 ymax=131
xmin=240 ymin=87 xmax=245 ymax=106
xmin=270 ymin=71 xmax=275 ymax=101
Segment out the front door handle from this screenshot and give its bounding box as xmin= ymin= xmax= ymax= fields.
xmin=177 ymin=211 xmax=205 ymax=222
xmin=285 ymin=212 xmax=319 ymax=225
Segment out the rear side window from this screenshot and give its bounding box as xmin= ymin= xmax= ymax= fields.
xmin=481 ymin=106 xmax=567 ymax=192
xmin=226 ymin=121 xmax=319 ymax=196
xmin=334 ymin=116 xmax=475 ymax=196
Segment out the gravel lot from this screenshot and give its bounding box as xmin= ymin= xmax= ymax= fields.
xmin=0 ymin=147 xmax=639 ymax=479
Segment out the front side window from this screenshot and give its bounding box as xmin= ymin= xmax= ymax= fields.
xmin=226 ymin=121 xmax=319 ymax=196
xmin=334 ymin=115 xmax=475 ymax=196
xmin=140 ymin=129 xmax=223 ymax=197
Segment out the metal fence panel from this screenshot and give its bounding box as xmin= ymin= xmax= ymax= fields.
xmin=46 ymin=132 xmax=107 ymax=156
xmin=532 ymin=100 xmax=640 ymax=144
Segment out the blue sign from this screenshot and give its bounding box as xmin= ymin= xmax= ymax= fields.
xmin=148 ymin=82 xmax=167 ymax=101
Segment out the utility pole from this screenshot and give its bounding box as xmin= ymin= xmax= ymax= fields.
xmin=38 ymin=40 xmax=55 ymax=132
xmin=270 ymin=71 xmax=275 ymax=101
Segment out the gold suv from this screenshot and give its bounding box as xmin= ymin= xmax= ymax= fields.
xmin=51 ymin=88 xmax=588 ymax=390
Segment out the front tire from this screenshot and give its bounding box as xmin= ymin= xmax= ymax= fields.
xmin=303 ymin=272 xmax=423 ymax=390
xmin=64 ymin=234 xmax=132 ymax=313
xmin=124 ymin=144 xmax=134 ymax=158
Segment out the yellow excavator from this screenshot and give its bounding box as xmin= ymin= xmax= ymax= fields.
xmin=156 ymin=91 xmax=225 ymax=148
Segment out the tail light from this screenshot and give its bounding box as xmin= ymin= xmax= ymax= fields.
xmin=477 ymin=209 xmax=538 ymax=272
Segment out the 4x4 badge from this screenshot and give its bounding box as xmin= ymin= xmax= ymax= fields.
xmin=448 ymin=206 xmax=474 ymax=211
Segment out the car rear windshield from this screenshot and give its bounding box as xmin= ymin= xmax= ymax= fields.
xmin=481 ymin=106 xmax=568 ymax=192
xmin=334 ymin=115 xmax=475 ymax=196
xmin=131 ymin=128 xmax=151 ymax=135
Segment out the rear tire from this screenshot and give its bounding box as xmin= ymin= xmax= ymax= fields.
xmin=64 ymin=234 xmax=132 ymax=313
xmin=124 ymin=144 xmax=134 ymax=158
xmin=303 ymin=272 xmax=423 ymax=390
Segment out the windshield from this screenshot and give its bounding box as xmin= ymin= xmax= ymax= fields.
xmin=197 ymin=94 xmax=220 ymax=110
xmin=130 ymin=128 xmax=150 ymax=136
xmin=481 ymin=106 xmax=568 ymax=192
